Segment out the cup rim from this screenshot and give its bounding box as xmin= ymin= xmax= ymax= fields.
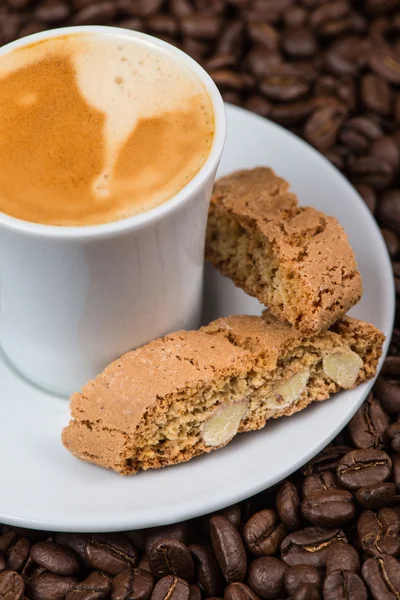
xmin=0 ymin=25 xmax=226 ymax=240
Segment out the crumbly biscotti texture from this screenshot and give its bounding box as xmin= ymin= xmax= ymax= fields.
xmin=206 ymin=168 xmax=363 ymax=334
xmin=62 ymin=313 xmax=384 ymax=475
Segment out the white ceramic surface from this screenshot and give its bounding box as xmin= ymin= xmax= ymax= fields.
xmin=0 ymin=26 xmax=226 ymax=397
xmin=0 ymin=104 xmax=394 ymax=532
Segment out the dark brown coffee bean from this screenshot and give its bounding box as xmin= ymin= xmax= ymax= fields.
xmin=33 ymin=0 xmax=70 ymax=23
xmin=301 ymin=489 xmax=355 ymax=527
xmin=243 ymin=510 xmax=286 ymax=557
xmin=247 ymin=22 xmax=279 ymax=51
xmin=303 ymin=471 xmax=338 ymax=498
xmin=260 ymin=66 xmax=310 ymax=102
xmin=392 ymin=454 xmax=400 ymax=493
xmin=244 ymin=96 xmax=272 ymax=118
xmin=386 ymin=422 xmax=400 ymax=452
xmin=374 ymin=377 xmax=400 ymax=413
xmin=27 ymin=573 xmax=78 ymax=600
xmin=111 ymin=569 xmax=154 ymax=600
xmin=72 ymin=1 xmax=116 ymax=24
xmin=361 ymin=74 xmax=391 ymax=115
xmin=323 ymin=570 xmax=367 ymax=600
xmin=291 ymin=582 xmax=321 ymax=600
xmin=381 ymin=229 xmax=400 ymax=257
xmin=147 ymin=539 xmax=194 ymax=582
xmin=349 ymin=155 xmax=394 ymax=190
xmin=210 ymin=70 xmax=248 ymax=91
xmin=340 ymin=117 xmax=383 ymax=154
xmin=216 ymin=22 xmax=243 ymax=57
xmin=54 ymin=535 xmax=88 ymax=567
xmin=66 ymin=571 xmax=110 ymax=600
xmin=284 ymin=6 xmax=308 ymax=27
xmin=7 ymin=537 xmax=30 ymax=572
xmin=354 ymin=184 xmax=376 ymax=212
xmin=280 ymin=528 xmax=346 ymax=568
xmin=205 ymin=55 xmax=236 ymax=72
xmin=210 ymin=516 xmax=247 ymax=583
xmin=85 ymin=535 xmax=138 ymax=576
xmin=362 ymin=555 xmax=400 ymax=599
xmin=147 ymin=16 xmax=178 ymax=37
xmin=150 ymin=577 xmax=189 ymax=600
xmin=189 ymin=545 xmax=223 ymax=598
xmin=324 ymin=50 xmax=357 ymax=77
xmin=0 ymin=571 xmax=24 ymax=600
xmin=326 ymin=541 xmax=360 ymax=576
xmin=348 ymin=393 xmax=390 ymax=449
xmin=371 ymin=137 xmax=400 ymax=170
xmin=310 ymin=0 xmax=350 ymax=34
xmin=188 ymin=585 xmax=201 ymax=600
xmin=31 ymin=542 xmax=81 ymax=576
xmin=0 ymin=533 xmax=16 ymax=554
xmin=224 ymin=582 xmax=260 ymax=600
xmin=245 ymin=47 xmax=282 ymax=80
xmin=358 ymin=507 xmax=400 ymax=557
xmin=276 ymin=481 xmax=301 ymax=531
xmin=381 ymin=354 xmax=400 ymax=378
xmin=284 ymin=565 xmax=322 ymax=596
xmin=181 ymin=15 xmax=221 ymax=40
xmin=145 ymin=525 xmax=188 ymax=552
xmin=336 ymin=449 xmax=392 ymax=490
xmin=282 ymin=26 xmax=317 ymax=57
xmin=246 ymin=557 xmax=287 ymax=600
xmin=370 ymin=44 xmax=400 ymax=84
xmin=5 ymin=0 xmax=33 ymax=8
xmin=180 ymin=38 xmax=208 ymax=62
xmin=169 ymin=0 xmax=193 ymax=18
xmin=366 ymin=0 xmax=399 ymax=14
xmin=304 ymin=105 xmax=347 ymax=150
xmin=0 ymin=554 xmax=6 ymax=573
xmin=355 ymin=482 xmax=397 ymax=509
xmin=302 ymin=447 xmax=353 ymax=476
xmin=268 ymin=100 xmax=313 ymax=125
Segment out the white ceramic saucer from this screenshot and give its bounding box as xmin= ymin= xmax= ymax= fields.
xmin=0 ymin=104 xmax=394 ymax=533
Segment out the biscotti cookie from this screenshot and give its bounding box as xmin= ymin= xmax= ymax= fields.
xmin=206 ymin=168 xmax=363 ymax=334
xmin=62 ymin=313 xmax=383 ymax=475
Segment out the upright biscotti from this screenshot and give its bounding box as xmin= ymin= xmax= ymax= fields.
xmin=206 ymin=168 xmax=363 ymax=334
xmin=62 ymin=314 xmax=384 ymax=475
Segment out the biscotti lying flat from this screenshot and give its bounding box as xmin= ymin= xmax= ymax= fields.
xmin=206 ymin=168 xmax=363 ymax=334
xmin=62 ymin=313 xmax=384 ymax=475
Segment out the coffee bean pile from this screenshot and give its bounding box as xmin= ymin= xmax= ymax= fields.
xmin=1 ymin=0 xmax=400 ymax=598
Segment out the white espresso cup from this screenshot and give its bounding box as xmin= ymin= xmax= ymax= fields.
xmin=0 ymin=26 xmax=226 ymax=397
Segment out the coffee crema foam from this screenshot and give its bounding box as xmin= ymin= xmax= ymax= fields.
xmin=0 ymin=34 xmax=215 ymax=226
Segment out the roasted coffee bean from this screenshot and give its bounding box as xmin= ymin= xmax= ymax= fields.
xmin=189 ymin=545 xmax=223 ymax=597
xmin=260 ymin=66 xmax=310 ymax=102
xmin=302 ymin=447 xmax=353 ymax=476
xmin=169 ymin=0 xmax=193 ymax=18
xmin=340 ymin=117 xmax=382 ymax=154
xmin=361 ymin=73 xmax=391 ymax=115
xmin=244 ymin=96 xmax=272 ymax=118
xmin=357 ymin=508 xmax=400 ymax=557
xmin=291 ymin=582 xmax=321 ymax=600
xmin=187 ymin=585 xmax=200 ymax=600
xmin=246 ymin=557 xmax=287 ymax=600
xmin=280 ymin=528 xmax=346 ymax=568
xmin=323 ymin=570 xmax=367 ymax=600
xmin=0 ymin=533 xmax=17 ymax=554
xmin=147 ymin=539 xmax=194 ymax=582
xmin=354 ymin=184 xmax=377 ymax=213
xmin=66 ymin=571 xmax=110 ymax=600
xmin=72 ymin=1 xmax=116 ymax=24
xmin=302 ymin=471 xmax=338 ymax=498
xmin=381 ymin=229 xmax=400 ymax=257
xmin=284 ymin=565 xmax=322 ymax=596
xmin=224 ymin=582 xmax=260 ymax=600
xmin=181 ymin=15 xmax=221 ymax=40
xmin=111 ymin=569 xmax=154 ymax=600
xmin=276 ymin=482 xmax=301 ymax=531
xmin=355 ymin=482 xmax=397 ymax=509
xmin=349 ymin=155 xmax=394 ymax=190
xmin=54 ymin=534 xmax=88 ymax=566
xmin=145 ymin=525 xmax=188 ymax=552
xmin=348 ymin=393 xmax=390 ymax=449
xmin=281 ymin=26 xmax=317 ymax=57
xmin=0 ymin=571 xmax=24 ymax=600
xmin=374 ymin=377 xmax=400 ymax=413
xmin=370 ymin=137 xmax=400 ymax=170
xmin=6 ymin=537 xmax=30 ymax=572
xmin=31 ymin=542 xmax=81 ymax=576
xmin=392 ymin=453 xmax=400 ymax=493
xmin=27 ymin=573 xmax=78 ymax=600
xmin=247 ymin=22 xmax=279 ymax=51
xmin=243 ymin=510 xmax=286 ymax=557
xmin=326 ymin=541 xmax=360 ymax=574
xmin=301 ymin=489 xmax=355 ymax=527
xmin=370 ymin=44 xmax=400 ymax=84
xmin=210 ymin=516 xmax=247 ymax=583
xmin=0 ymin=554 xmax=6 ymax=573
xmin=362 ymin=555 xmax=400 ymax=599
xmin=150 ymin=577 xmax=189 ymax=600
xmin=336 ymin=449 xmax=392 ymax=490
xmin=85 ymin=535 xmax=138 ymax=576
